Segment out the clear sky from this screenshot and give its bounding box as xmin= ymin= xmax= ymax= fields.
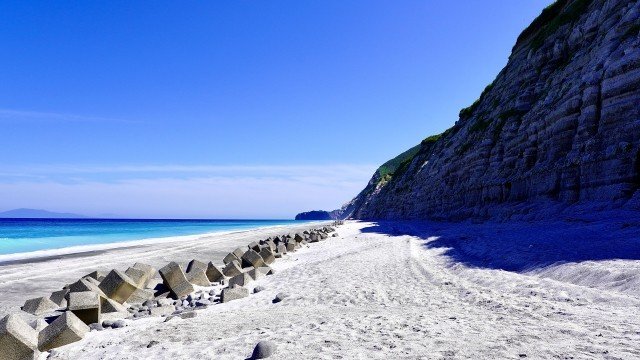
xmin=1 ymin=0 xmax=551 ymax=218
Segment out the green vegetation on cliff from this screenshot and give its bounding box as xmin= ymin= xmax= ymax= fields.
xmin=515 ymin=0 xmax=594 ymax=51
xmin=375 ymin=133 xmax=443 ymax=184
xmin=377 ymin=144 xmax=421 ymax=179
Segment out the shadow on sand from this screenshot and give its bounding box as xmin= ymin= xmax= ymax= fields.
xmin=359 ymin=219 xmax=640 ymax=272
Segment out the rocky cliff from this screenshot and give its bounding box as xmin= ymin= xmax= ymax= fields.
xmin=343 ymin=0 xmax=640 ymax=220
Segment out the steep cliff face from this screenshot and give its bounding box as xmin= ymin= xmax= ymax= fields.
xmin=349 ymin=0 xmax=640 ymax=220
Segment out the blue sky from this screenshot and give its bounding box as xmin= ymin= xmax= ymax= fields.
xmin=1 ymin=1 xmax=551 ymax=218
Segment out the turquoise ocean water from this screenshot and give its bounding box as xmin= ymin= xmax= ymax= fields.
xmin=0 ymin=219 xmax=310 ymax=256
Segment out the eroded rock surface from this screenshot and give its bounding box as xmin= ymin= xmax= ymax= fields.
xmin=344 ymin=0 xmax=640 ymax=220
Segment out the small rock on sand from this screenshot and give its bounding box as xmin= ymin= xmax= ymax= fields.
xmin=272 ymin=293 xmax=289 ymax=304
xmin=112 ymin=320 xmax=127 ymax=328
xmin=179 ymin=312 xmax=197 ymax=319
xmin=89 ymin=323 xmax=104 ymax=331
xmin=251 ymin=340 xmax=276 ymax=359
xmin=102 ymin=320 xmax=114 ymax=328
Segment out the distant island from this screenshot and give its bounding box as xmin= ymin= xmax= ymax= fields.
xmin=295 ymin=210 xmax=334 ymax=220
xmin=0 ymin=208 xmax=85 ymax=219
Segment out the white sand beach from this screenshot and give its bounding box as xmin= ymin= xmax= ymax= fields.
xmin=0 ymin=222 xmax=328 ymax=318
xmin=6 ymin=218 xmax=638 ymax=359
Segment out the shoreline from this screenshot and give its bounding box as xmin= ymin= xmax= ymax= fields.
xmin=0 ymin=221 xmax=326 ymax=265
xmin=0 ymin=221 xmax=332 ymax=317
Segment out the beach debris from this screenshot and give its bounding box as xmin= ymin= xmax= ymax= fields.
xmin=30 ymin=319 xmax=48 ymax=332
xmin=222 ymin=252 xmax=240 ymax=265
xmin=1 ymin=224 xmax=344 ymax=355
xmin=222 ymin=248 xmax=245 ymax=264
xmin=0 ymin=314 xmax=39 ymax=360
xmin=272 ymin=292 xmax=289 ymax=304
xmin=67 ymin=278 xmax=106 ymax=297
xmin=157 ymin=298 xmax=174 ymax=307
xmin=248 ymin=241 xmax=261 ymax=252
xmin=100 ymin=297 xmax=129 ymax=321
xmin=205 ymin=262 xmax=225 ymax=283
xmin=248 ymin=266 xmax=273 ymax=281
xmin=242 ymin=249 xmax=265 ymax=269
xmin=49 ymin=289 xmax=69 ymax=308
xmin=101 ymin=319 xmax=114 ymax=328
xmin=259 ymin=248 xmax=276 ymax=265
xmin=185 ymin=259 xmax=207 ymax=273
xmin=262 ymin=239 xmax=276 ymax=251
xmin=276 ymin=243 xmax=287 ymax=255
xmin=185 ymin=268 xmax=211 ymax=287
xmin=127 ymin=287 xmax=155 ymax=304
xmin=38 ymin=312 xmax=89 ymax=351
xmin=84 ymin=277 xmax=101 ymax=287
xmin=232 ymin=247 xmax=246 ymax=259
xmin=223 ymin=260 xmax=243 ymax=277
xmin=185 ymin=261 xmax=211 ymax=286
xmin=159 ymin=262 xmax=194 ymax=299
xmin=21 ymin=296 xmax=58 ymax=316
xmin=125 ymin=263 xmax=156 ymax=289
xmin=67 ymin=291 xmax=101 ymax=325
xmin=88 ymin=323 xmax=104 ymax=331
xmin=229 ymin=272 xmax=253 ymax=288
xmin=195 ymin=299 xmax=212 ymax=307
xmin=83 ymin=270 xmax=107 ymax=282
xmin=251 ymin=340 xmax=277 ymax=359
xmin=98 ymin=270 xmax=138 ymax=304
xmin=285 ymin=241 xmax=296 ymax=252
xmin=221 ymin=285 xmax=249 ymax=303
xmin=111 ymin=320 xmax=127 ymax=329
xmin=179 ymin=311 xmax=197 ymax=319
xmin=150 ymin=306 xmax=175 ymax=317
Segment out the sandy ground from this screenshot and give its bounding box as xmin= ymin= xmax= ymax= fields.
xmin=20 ymin=218 xmax=640 ymax=359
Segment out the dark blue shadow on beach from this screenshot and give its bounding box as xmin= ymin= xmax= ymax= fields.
xmin=359 ymin=219 xmax=640 ymax=272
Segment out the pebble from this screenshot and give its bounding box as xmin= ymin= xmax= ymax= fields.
xmin=102 ymin=320 xmax=114 ymax=328
xmin=251 ymin=340 xmax=276 ymax=359
xmin=89 ymin=323 xmax=104 ymax=331
xmin=112 ymin=320 xmax=128 ymax=328
xmin=253 ymin=286 xmax=266 ymax=294
xmin=147 ymin=340 xmax=159 ymax=348
xmin=195 ymin=300 xmax=211 ymax=307
xmin=179 ymin=311 xmax=197 ymax=319
xmin=272 ymin=293 xmax=289 ymax=304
